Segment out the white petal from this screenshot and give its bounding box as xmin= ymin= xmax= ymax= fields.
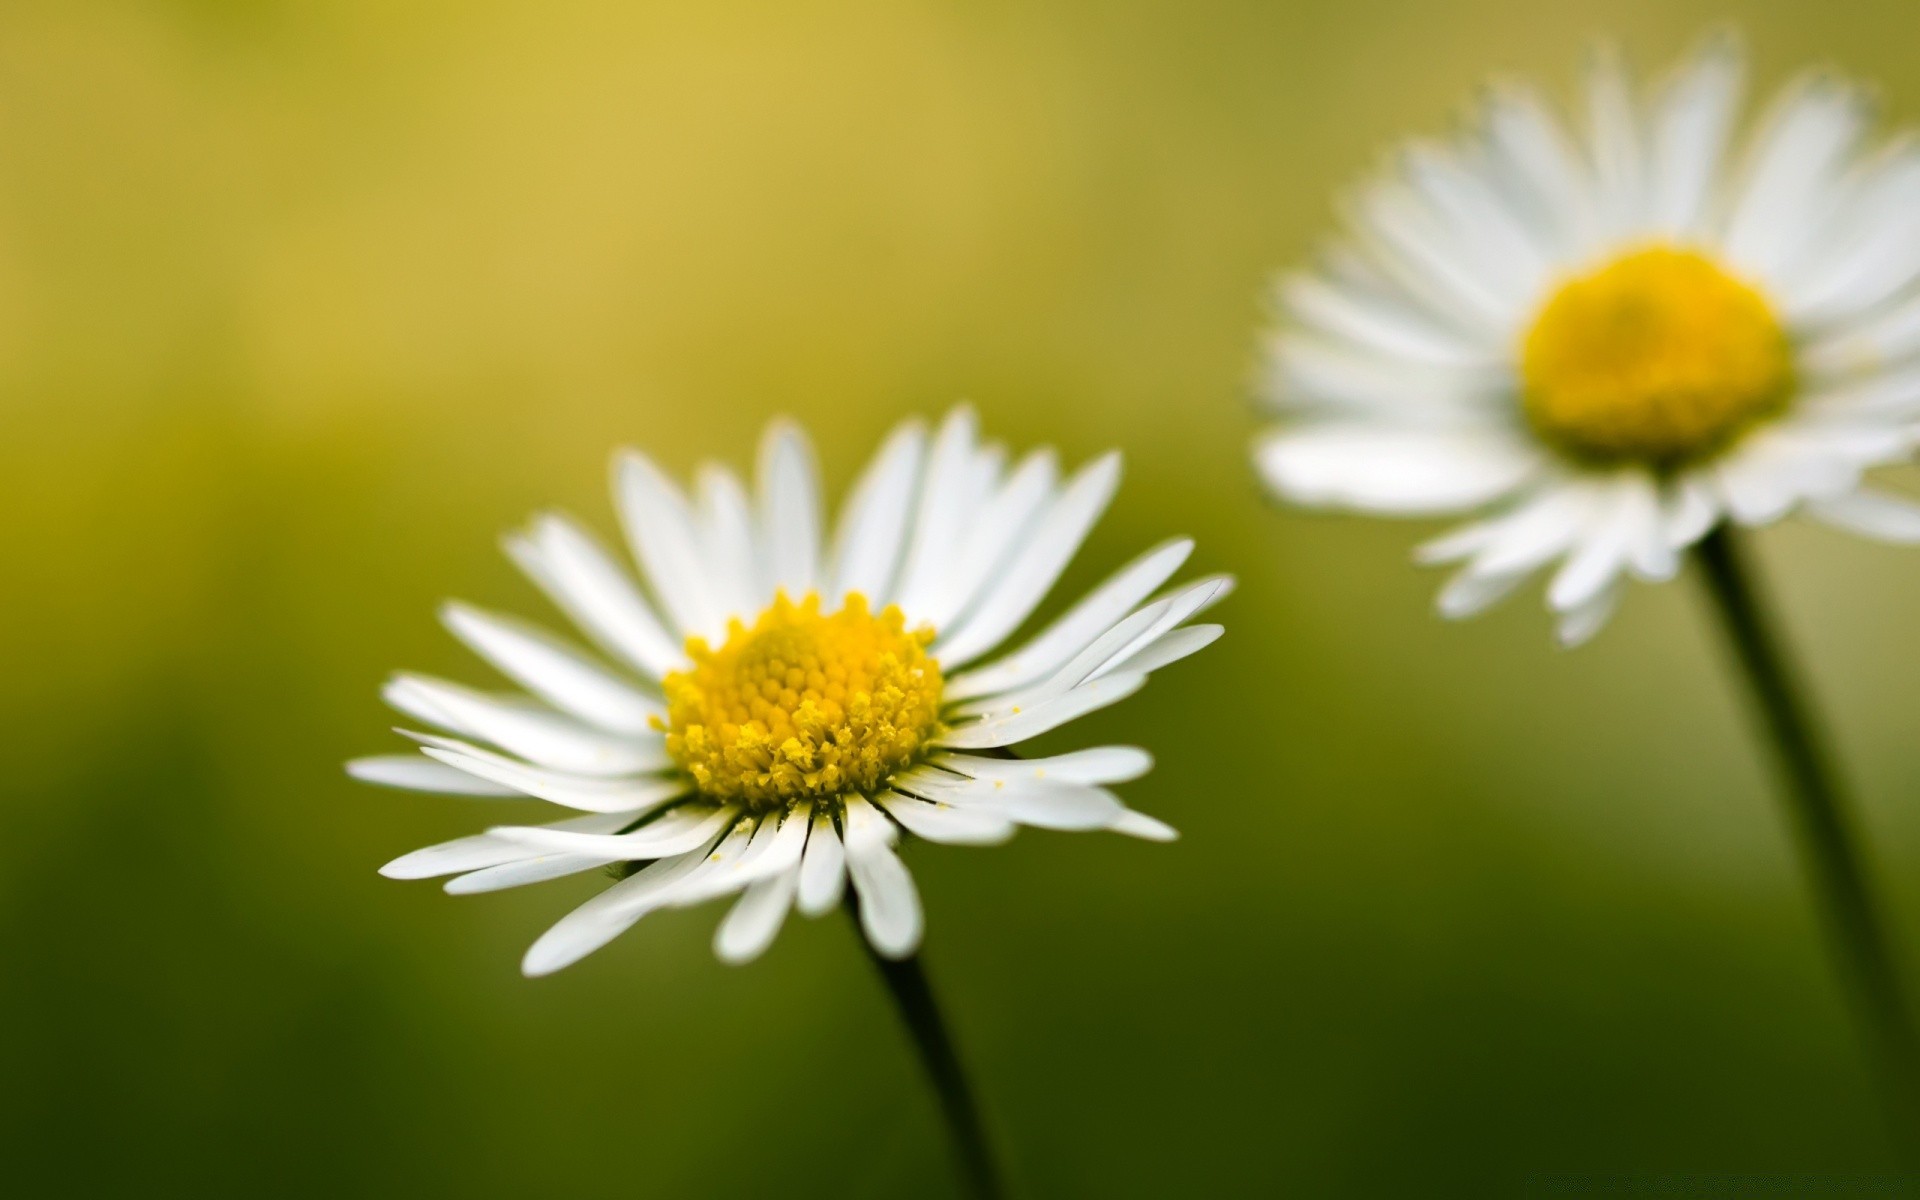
xmin=520 ymin=840 xmax=725 ymax=977
xmin=1459 ymin=483 xmax=1600 ymax=577
xmin=758 ymin=419 xmax=823 ymax=598
xmin=415 ymin=737 xmax=681 ymax=813
xmin=1435 ymin=566 xmax=1527 ymax=620
xmin=1110 ymin=809 xmax=1179 ymax=842
xmin=936 ymin=671 xmax=1148 ymax=750
xmin=1395 ymin=142 xmax=1552 ymax=309
xmin=796 ymin=808 xmax=847 ymax=917
xmin=829 ymin=419 xmax=926 ymax=606
xmin=1721 ymin=74 xmax=1872 ymax=285
xmin=1799 ymin=298 xmax=1920 ymax=384
xmin=921 ymin=448 xmax=1059 ymax=630
xmin=1780 ymin=146 xmax=1920 ymax=328
xmin=671 ymin=807 xmax=812 ymax=908
xmin=1583 ymin=43 xmax=1646 ymax=239
xmin=932 ymin=746 xmax=1154 ymax=787
xmin=1264 ymin=332 xmax=1510 ymax=420
xmin=932 ymin=451 xmax=1122 ymax=669
xmin=1714 ymin=428 xmax=1855 ymax=525
xmin=696 ymin=464 xmax=763 ymax=622
xmin=1546 ymin=475 xmax=1658 ymax=612
xmin=441 ymin=602 xmax=662 ymax=735
xmin=1645 ymin=31 xmax=1744 ymax=237
xmin=900 ymin=768 xmax=1126 ymax=832
xmin=615 ymin=448 xmax=723 ymax=640
xmin=1254 ymin=426 xmax=1538 ymax=515
xmin=714 ymin=870 xmax=800 ymax=964
xmin=1345 ymin=178 xmax=1525 ymax=334
xmin=346 ymin=755 xmax=518 ymax=796
xmin=1556 ymin=582 xmax=1622 ymax=648
xmin=445 ymin=853 xmax=615 ymax=894
xmin=1807 ymin=489 xmax=1920 ymax=542
xmin=385 ymin=674 xmax=665 ymax=777
xmin=892 ymin=407 xmax=980 ymax=621
xmin=1109 ymin=624 xmax=1223 ymax=677
xmin=840 ymin=793 xmax=899 ymax=853
xmin=489 ymin=803 xmax=738 ymax=860
xmin=1477 ymin=82 xmax=1599 ymax=260
xmin=876 ymin=792 xmax=1017 ymax=845
xmin=505 ymin=513 xmax=685 ymax=680
xmin=945 ymin=538 xmax=1192 ymax=702
xmin=843 ymin=798 xmax=923 ymax=960
xmin=967 ymin=576 xmax=1226 ymax=715
xmin=380 ymin=812 xmax=633 ymax=880
xmin=1664 ymin=475 xmax=1721 ymax=547
xmin=1279 ymin=268 xmax=1494 ymax=368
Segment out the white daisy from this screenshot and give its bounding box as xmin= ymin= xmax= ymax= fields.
xmin=1255 ymin=34 xmax=1920 ymax=644
xmin=351 ymin=407 xmax=1229 ymax=975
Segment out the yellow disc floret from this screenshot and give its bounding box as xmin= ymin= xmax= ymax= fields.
xmin=660 ymin=592 xmax=943 ymax=810
xmin=1520 ymin=246 xmax=1794 ymax=466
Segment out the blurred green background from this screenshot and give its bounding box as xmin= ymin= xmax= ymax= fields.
xmin=7 ymin=0 xmax=1920 ymax=1195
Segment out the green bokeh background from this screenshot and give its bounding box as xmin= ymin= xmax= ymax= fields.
xmin=7 ymin=0 xmax=1920 ymax=1194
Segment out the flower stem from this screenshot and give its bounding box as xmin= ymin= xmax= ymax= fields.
xmin=1693 ymin=526 xmax=1920 ymax=1148
xmin=845 ymin=896 xmax=1004 ymax=1199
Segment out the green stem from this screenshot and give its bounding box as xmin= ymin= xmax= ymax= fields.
xmin=846 ymin=895 xmax=1005 ymax=1198
xmin=1693 ymin=526 xmax=1920 ymax=1150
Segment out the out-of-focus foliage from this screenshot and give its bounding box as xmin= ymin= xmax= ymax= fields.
xmin=4 ymin=1 xmax=1920 ymax=1194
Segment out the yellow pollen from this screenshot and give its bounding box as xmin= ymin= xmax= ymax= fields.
xmin=658 ymin=591 xmax=943 ymax=810
xmin=1520 ymin=246 xmax=1794 ymax=466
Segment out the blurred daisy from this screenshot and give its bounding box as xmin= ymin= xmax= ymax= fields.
xmin=1256 ymin=34 xmax=1920 ymax=643
xmin=351 ymin=408 xmax=1228 ymax=975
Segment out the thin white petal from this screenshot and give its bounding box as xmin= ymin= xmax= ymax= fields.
xmin=1109 ymin=809 xmax=1179 ymax=842
xmin=445 ymin=853 xmax=615 ymax=894
xmin=380 ymin=812 xmax=632 ymax=881
xmin=415 ymin=737 xmax=681 ymax=813
xmin=937 ymin=671 xmax=1148 ymax=750
xmin=520 ymin=839 xmax=726 ymax=977
xmin=1807 ymin=489 xmax=1920 ymax=542
xmin=441 ymin=602 xmax=662 ymax=734
xmin=1555 ymin=583 xmax=1621 ymax=648
xmin=876 ymin=792 xmax=1017 ymax=845
xmin=615 ymin=448 xmax=723 ymax=641
xmin=796 ymin=809 xmax=847 ymax=917
xmin=932 ymin=746 xmax=1154 ymax=787
xmin=1583 ymin=43 xmax=1646 ymax=239
xmin=696 ymin=464 xmax=763 ymax=622
xmin=714 ymin=870 xmax=799 ymax=964
xmin=892 ymin=407 xmax=980 ymax=621
xmin=490 ymin=803 xmax=738 ymax=860
xmin=1108 ymin=623 xmax=1223 ymax=676
xmin=506 ymin=513 xmax=685 ymax=680
xmin=758 ymin=419 xmax=823 ymax=598
xmin=843 ymin=798 xmax=923 ymax=960
xmin=1254 ymin=426 xmax=1538 ymax=515
xmin=385 ymin=674 xmax=664 ymax=777
xmin=1721 ymin=74 xmax=1872 ymax=285
xmin=829 ymin=419 xmax=926 ymax=606
xmin=1646 ymin=31 xmax=1744 ymax=236
xmin=945 ymin=538 xmax=1192 ymax=702
xmin=900 ymin=768 xmax=1126 ymax=832
xmin=932 ymin=451 xmax=1122 ymax=669
xmin=346 ymin=755 xmax=518 ymax=797
xmin=922 ymin=448 xmax=1058 ymax=630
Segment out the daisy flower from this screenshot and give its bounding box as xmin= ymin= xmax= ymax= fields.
xmin=1256 ymin=33 xmax=1920 ymax=644
xmin=350 ymin=407 xmax=1228 ymax=975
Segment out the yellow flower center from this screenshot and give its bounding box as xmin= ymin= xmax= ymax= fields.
xmin=659 ymin=592 xmax=943 ymax=811
xmin=1520 ymin=246 xmax=1794 ymax=466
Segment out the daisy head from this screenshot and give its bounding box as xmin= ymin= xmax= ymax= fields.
xmin=1256 ymin=33 xmax=1920 ymax=644
xmin=351 ymin=408 xmax=1229 ymax=974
